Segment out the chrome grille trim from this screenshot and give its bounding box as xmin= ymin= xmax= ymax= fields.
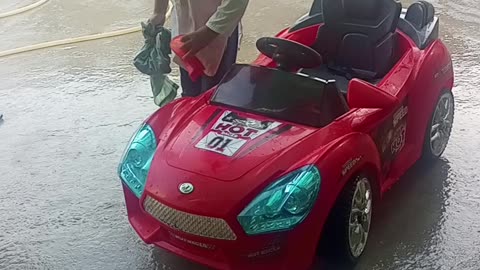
xmin=143 ymin=196 xmax=237 ymax=240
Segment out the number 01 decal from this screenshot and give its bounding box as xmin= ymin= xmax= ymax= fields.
xmin=196 ymin=132 xmax=248 ymax=156
xmin=207 ymin=136 xmax=233 ymax=151
xmin=195 ymin=110 xmax=282 ymax=156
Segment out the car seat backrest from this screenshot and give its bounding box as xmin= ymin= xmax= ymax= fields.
xmin=405 ymin=1 xmax=435 ymax=30
xmin=318 ymin=82 xmax=349 ymax=126
xmin=309 ymin=0 xmax=323 ymax=15
xmin=315 ymin=0 xmax=402 ymax=79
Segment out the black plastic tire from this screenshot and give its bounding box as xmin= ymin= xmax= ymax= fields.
xmin=321 ymin=175 xmax=373 ymax=266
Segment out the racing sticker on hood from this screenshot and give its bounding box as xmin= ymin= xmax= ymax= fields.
xmin=195 ymin=111 xmax=281 ymax=156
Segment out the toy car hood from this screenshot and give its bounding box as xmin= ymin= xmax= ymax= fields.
xmin=157 ymin=105 xmax=318 ymax=182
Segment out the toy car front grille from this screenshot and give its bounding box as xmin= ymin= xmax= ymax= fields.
xmin=143 ymin=196 xmax=237 ymax=241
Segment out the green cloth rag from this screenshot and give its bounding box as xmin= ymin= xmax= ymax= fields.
xmin=134 ymin=22 xmax=179 ymax=107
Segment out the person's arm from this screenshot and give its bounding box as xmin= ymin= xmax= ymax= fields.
xmin=149 ymin=0 xmax=170 ymax=26
xmin=181 ymin=0 xmax=249 ymax=58
xmin=206 ymin=0 xmax=249 ymax=36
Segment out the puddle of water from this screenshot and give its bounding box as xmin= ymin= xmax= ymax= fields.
xmin=1 ymin=0 xmax=480 ymax=269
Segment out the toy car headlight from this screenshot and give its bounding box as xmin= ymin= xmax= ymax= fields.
xmin=237 ymin=165 xmax=321 ymax=235
xmin=118 ymin=124 xmax=157 ymax=198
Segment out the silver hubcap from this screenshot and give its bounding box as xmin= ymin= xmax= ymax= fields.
xmin=348 ymin=178 xmax=372 ymax=258
xmin=430 ymin=93 xmax=454 ymax=156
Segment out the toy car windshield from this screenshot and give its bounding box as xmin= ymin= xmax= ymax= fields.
xmin=211 ymin=64 xmax=347 ymax=127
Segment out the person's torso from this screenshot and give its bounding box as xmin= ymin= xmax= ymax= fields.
xmin=170 ymin=0 xmax=240 ymax=77
xmin=172 ymin=0 xmax=223 ymax=34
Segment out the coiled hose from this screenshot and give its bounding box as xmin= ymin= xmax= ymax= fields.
xmin=0 ymin=1 xmax=173 ymax=58
xmin=0 ymin=0 xmax=49 ymax=19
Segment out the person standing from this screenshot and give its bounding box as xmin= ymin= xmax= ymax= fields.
xmin=149 ymin=0 xmax=249 ymax=97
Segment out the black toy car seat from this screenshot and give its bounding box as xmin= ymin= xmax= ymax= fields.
xmin=405 ymin=0 xmax=435 ymax=30
xmin=397 ymin=0 xmax=438 ymax=49
xmin=314 ymin=0 xmax=402 ymax=80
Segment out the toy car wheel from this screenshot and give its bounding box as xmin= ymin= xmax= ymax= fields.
xmin=423 ymin=90 xmax=454 ymax=160
xmin=323 ymin=175 xmax=373 ymax=265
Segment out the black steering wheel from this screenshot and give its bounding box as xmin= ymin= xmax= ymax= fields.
xmin=256 ymin=37 xmax=322 ymax=70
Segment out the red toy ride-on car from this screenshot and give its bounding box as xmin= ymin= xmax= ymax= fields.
xmin=117 ymin=0 xmax=454 ymax=269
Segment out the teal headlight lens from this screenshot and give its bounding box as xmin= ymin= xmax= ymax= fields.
xmin=118 ymin=124 xmax=157 ymax=198
xmin=237 ymin=165 xmax=321 ymax=235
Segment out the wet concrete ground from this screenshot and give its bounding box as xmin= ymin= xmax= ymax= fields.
xmin=0 ymin=0 xmax=479 ymax=269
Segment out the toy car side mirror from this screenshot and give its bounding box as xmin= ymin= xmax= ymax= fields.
xmin=347 ymin=79 xmax=399 ymax=109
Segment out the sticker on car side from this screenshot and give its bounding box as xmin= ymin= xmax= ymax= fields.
xmin=195 ymin=111 xmax=281 ymax=156
xmin=373 ymin=99 xmax=409 ymax=173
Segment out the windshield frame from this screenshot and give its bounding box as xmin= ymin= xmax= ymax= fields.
xmin=210 ymin=64 xmax=348 ymax=128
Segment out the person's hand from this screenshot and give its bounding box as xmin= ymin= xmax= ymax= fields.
xmin=181 ymin=26 xmax=219 ymax=58
xmin=148 ymin=13 xmax=166 ymax=26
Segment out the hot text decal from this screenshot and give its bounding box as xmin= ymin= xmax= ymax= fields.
xmin=195 ymin=111 xmax=281 ymax=156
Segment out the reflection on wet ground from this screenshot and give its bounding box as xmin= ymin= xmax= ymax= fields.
xmin=1 ymin=0 xmax=479 ymax=269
